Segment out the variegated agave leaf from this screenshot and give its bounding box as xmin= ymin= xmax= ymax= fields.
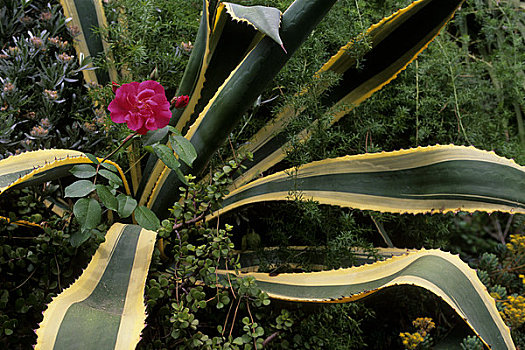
xmin=0 ymin=149 xmax=130 ymax=195
xmin=35 ymin=224 xmax=157 ymax=350
xmin=138 ymin=0 xmax=339 ymax=218
xmin=170 ymin=1 xmax=283 ymax=133
xmin=230 ymin=0 xmax=465 ymax=190
xmin=219 ymin=249 xmax=514 ymax=350
xmin=59 ymin=0 xmax=117 ymax=85
xmin=210 ymin=145 xmax=525 ymax=219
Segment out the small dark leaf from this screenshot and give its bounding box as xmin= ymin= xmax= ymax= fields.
xmin=152 ymin=144 xmax=180 ymax=171
xmin=84 ymin=153 xmax=99 ymax=165
xmin=100 ymin=161 xmax=118 ymax=173
xmin=96 ymin=184 xmax=118 ymax=211
xmin=70 ymin=228 xmax=92 ymax=247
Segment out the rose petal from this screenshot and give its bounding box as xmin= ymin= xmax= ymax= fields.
xmin=137 ymin=88 xmax=155 ymax=101
xmin=108 ymin=100 xmax=128 ymax=123
xmin=126 ymin=111 xmax=144 ymax=131
xmin=139 ymin=80 xmax=164 ymax=94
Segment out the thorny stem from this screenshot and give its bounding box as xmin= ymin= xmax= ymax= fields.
xmin=222 ymin=299 xmax=234 ymax=337
xmin=101 ymin=132 xmax=138 ymax=166
xmin=11 ymin=268 xmax=37 ymax=291
xmin=225 ymin=260 xmax=236 ymax=299
xmin=54 ymin=254 xmax=61 ymax=291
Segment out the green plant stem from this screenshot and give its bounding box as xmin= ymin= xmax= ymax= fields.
xmin=94 ymin=132 xmax=139 ymax=182
xmin=101 ymin=132 xmax=139 ymax=165
xmin=415 ymin=59 xmax=420 ymax=145
xmin=515 ymin=102 xmax=525 ymax=147
xmin=436 ymin=38 xmax=470 ymax=144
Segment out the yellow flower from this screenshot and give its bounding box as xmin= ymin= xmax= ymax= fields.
xmin=412 ymin=317 xmax=435 ymax=334
xmin=501 ymin=295 xmax=525 ymax=329
xmin=506 ymin=234 xmax=525 ymax=255
xmin=399 ymin=332 xmax=424 ymax=350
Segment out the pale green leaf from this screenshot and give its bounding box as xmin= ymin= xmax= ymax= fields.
xmin=73 ymin=198 xmax=101 ymax=229
xmin=152 ymin=144 xmax=180 ymax=171
xmin=65 ymin=180 xmax=96 ymax=198
xmin=69 ymin=164 xmax=96 ymax=179
xmin=142 ymin=126 xmax=169 ymax=146
xmin=117 ymin=194 xmax=137 ymax=218
xmin=99 ymin=169 xmax=123 ymax=186
xmin=170 ymin=135 xmax=197 ymax=167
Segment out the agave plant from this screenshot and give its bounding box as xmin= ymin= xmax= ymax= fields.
xmin=0 ymin=0 xmax=523 ymax=348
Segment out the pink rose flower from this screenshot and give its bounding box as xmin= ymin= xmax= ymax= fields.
xmin=108 ymin=80 xmax=172 ymax=135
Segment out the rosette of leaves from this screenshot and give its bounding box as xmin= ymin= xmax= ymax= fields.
xmin=2 ymin=0 xmax=524 ymax=349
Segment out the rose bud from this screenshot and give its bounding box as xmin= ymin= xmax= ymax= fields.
xmin=171 ymin=95 xmax=189 ymax=109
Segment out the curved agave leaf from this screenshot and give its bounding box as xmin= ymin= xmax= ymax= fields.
xmin=59 ymin=0 xmax=116 ymax=85
xmin=219 ymin=249 xmax=514 ymax=349
xmin=35 ymin=223 xmax=157 ymax=350
xmin=170 ymin=0 xmax=215 ymax=132
xmin=230 ymin=0 xmax=465 ymax=190
xmin=224 ymin=2 xmax=284 ymax=51
xmin=141 ymin=0 xmax=339 ymax=218
xmin=170 ymin=2 xmax=283 ymax=133
xmin=210 ymin=145 xmax=525 ymax=218
xmin=138 ymin=0 xmax=262 ymax=199
xmin=0 ymin=150 xmax=131 ymax=196
xmin=137 ymin=0 xmax=214 ymax=196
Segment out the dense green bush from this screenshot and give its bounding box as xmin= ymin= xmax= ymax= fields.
xmin=0 ymin=186 xmax=103 ymax=348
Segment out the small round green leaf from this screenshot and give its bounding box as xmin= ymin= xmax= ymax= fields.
xmin=69 ymin=164 xmax=96 ymax=178
xmin=95 ymin=184 xmax=118 ymax=211
xmin=65 ymin=180 xmax=96 ymax=198
xmin=134 ymin=206 xmax=160 ymax=231
xmin=73 ymin=198 xmax=101 ymax=229
xmin=117 ymin=194 xmax=137 ymax=218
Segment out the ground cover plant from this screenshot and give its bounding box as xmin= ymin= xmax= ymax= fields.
xmin=0 ymin=0 xmax=524 ymax=349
